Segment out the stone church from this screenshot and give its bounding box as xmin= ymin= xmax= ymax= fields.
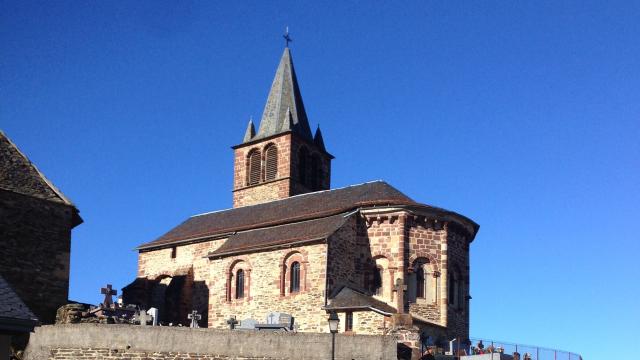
xmin=124 ymin=46 xmax=479 ymax=346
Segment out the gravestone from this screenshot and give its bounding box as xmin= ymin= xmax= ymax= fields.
xmin=188 ymin=310 xmax=201 ymax=328
xmin=237 ymin=318 xmax=257 ymax=330
xmin=257 ymin=312 xmax=294 ymax=331
xmin=226 ymin=316 xmax=239 ymax=330
xmin=135 ymin=309 xmax=151 ymax=326
xmin=147 ymin=307 xmax=158 ymax=326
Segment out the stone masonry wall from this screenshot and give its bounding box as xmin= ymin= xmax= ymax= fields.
xmin=406 ymin=216 xmax=447 ymax=326
xmin=134 ymin=239 xmax=225 ymax=326
xmin=232 ymin=133 xmax=332 ymax=208
xmin=49 ymin=348 xmax=280 ymax=360
xmin=357 ymin=212 xmax=405 ymax=305
xmin=208 ymin=242 xmax=329 ymax=332
xmin=25 ymin=324 xmax=397 ymax=360
xmin=288 ymin=136 xmax=331 ymax=193
xmin=0 ymin=190 xmax=75 ymax=324
xmin=445 ymin=225 xmax=470 ymax=340
xmin=233 ymin=134 xmax=292 ymax=207
xmin=327 ymin=216 xmax=359 ymax=294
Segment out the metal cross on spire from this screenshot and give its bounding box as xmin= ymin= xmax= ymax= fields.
xmin=283 ymin=26 xmax=292 ymax=47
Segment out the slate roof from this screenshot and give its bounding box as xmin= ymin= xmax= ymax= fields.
xmin=325 ymin=286 xmax=397 ymax=315
xmin=251 ymin=47 xmax=313 ymax=143
xmin=209 ymin=213 xmax=351 ymax=258
xmin=138 ymin=181 xmax=417 ymax=250
xmin=0 ymin=275 xmax=38 ymax=332
xmin=0 ymin=131 xmax=76 ymax=207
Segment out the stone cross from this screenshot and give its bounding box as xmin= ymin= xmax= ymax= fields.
xmin=267 ymin=312 xmax=277 ymax=324
xmin=226 ymin=316 xmax=239 ymax=330
xmin=136 ymin=309 xmax=151 ymax=326
xmin=100 ymin=284 xmax=117 ymax=308
xmin=393 ymin=278 xmax=407 ymax=314
xmin=188 ymin=310 xmax=201 ymax=328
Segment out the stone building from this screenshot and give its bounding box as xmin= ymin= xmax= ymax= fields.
xmin=0 ymin=131 xmax=83 ymax=324
xmin=124 ymin=47 xmax=479 ymax=349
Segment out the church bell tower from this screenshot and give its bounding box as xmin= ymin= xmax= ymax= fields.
xmin=231 ymin=47 xmax=333 ymax=208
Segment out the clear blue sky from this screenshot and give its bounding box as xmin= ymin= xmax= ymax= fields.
xmin=2 ymin=1 xmax=638 ymax=358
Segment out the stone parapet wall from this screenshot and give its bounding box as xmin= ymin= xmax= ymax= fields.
xmin=49 ymin=348 xmax=281 ymax=360
xmin=24 ymin=324 xmax=397 ymax=360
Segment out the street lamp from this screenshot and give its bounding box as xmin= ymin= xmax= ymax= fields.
xmin=328 ymin=311 xmax=340 ymax=360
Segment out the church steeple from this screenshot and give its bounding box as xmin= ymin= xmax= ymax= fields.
xmin=232 ymin=46 xmax=332 ymax=208
xmin=251 ymin=48 xmax=313 ymax=142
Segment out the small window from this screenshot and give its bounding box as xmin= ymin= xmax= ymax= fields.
xmin=265 ymin=145 xmax=278 ymax=181
xmin=170 ymin=246 xmax=177 ymax=259
xmin=290 ymin=262 xmax=300 ymax=293
xmin=345 ymin=311 xmax=353 ymax=332
xmin=236 ymin=269 xmax=245 ymax=299
xmin=247 ymin=150 xmax=261 ymax=186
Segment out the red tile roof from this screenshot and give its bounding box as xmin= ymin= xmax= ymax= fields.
xmin=137 ymin=181 xmax=416 ymax=250
xmin=209 ymin=213 xmax=350 ymax=258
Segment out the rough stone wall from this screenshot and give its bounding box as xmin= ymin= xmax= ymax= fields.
xmin=406 ymin=216 xmax=447 ymax=325
xmin=349 ymin=310 xmax=388 ymax=335
xmin=232 ymin=134 xmax=292 ymax=208
xmin=134 ymin=239 xmax=225 ymax=326
xmin=327 ymin=216 xmax=360 ymax=294
xmin=0 ymin=190 xmax=75 ymax=324
xmin=288 ymin=136 xmax=331 ymax=194
xmin=232 ymin=133 xmax=332 ymax=208
xmin=208 ymin=243 xmax=329 ymax=332
xmin=25 ymin=324 xmax=397 ymax=360
xmin=357 ymin=212 xmax=405 ymax=303
xmin=445 ymin=225 xmax=470 ymax=340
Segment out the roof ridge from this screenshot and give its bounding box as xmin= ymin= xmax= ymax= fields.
xmin=191 ymin=180 xmax=389 ymax=218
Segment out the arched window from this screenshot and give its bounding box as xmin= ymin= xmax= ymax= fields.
xmin=298 ymin=147 xmax=308 ymax=186
xmin=236 ymin=269 xmax=245 ymax=299
xmin=290 ymin=262 xmax=300 ymax=293
xmin=247 ymin=150 xmax=261 ymax=186
xmin=373 ymin=266 xmax=383 ymax=295
xmin=416 ymin=266 xmax=425 ymax=299
xmin=264 ymin=144 xmax=278 ymax=181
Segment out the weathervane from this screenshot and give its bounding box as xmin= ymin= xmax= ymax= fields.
xmin=283 ymin=26 xmax=292 ymax=47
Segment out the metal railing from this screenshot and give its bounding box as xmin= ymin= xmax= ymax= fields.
xmin=461 ymin=337 xmax=582 ymax=360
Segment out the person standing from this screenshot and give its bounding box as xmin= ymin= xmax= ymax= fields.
xmin=419 ymin=347 xmax=436 ymax=360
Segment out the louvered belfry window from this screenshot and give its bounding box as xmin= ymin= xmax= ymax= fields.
xmin=247 ymin=150 xmax=261 ymax=186
xmin=265 ymin=145 xmax=278 ymax=181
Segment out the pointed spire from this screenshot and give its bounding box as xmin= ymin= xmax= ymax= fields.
xmin=314 ymin=125 xmax=326 ymax=151
xmin=254 ymin=48 xmax=313 ymax=142
xmin=243 ymin=117 xmax=256 ymax=142
xmin=280 ymin=107 xmax=295 ymax=132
